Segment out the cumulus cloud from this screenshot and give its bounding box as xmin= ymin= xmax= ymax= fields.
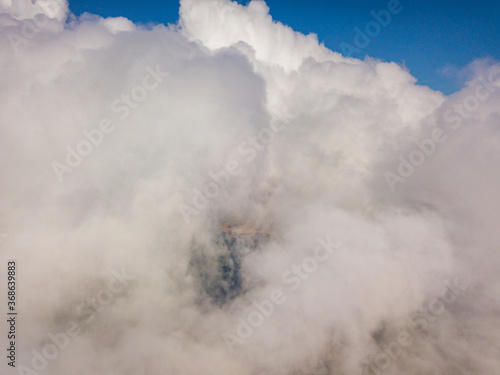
xmin=0 ymin=0 xmax=499 ymax=374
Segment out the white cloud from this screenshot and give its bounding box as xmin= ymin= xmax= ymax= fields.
xmin=0 ymin=0 xmax=499 ymax=374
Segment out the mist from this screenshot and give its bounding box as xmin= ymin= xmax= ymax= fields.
xmin=0 ymin=0 xmax=499 ymax=374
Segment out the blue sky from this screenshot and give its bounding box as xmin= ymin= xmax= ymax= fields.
xmin=69 ymin=0 xmax=499 ymax=95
